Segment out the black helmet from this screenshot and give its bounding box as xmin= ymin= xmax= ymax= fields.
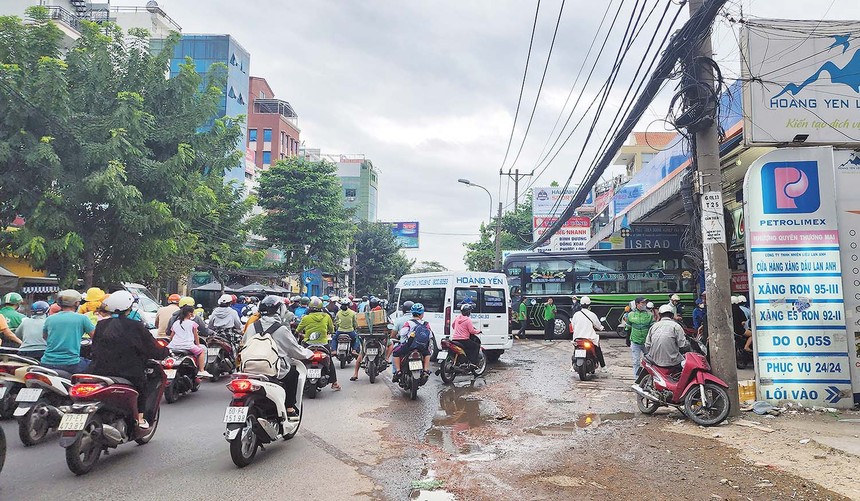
xmin=259 ymin=295 xmax=283 ymax=316
xmin=300 ymin=296 xmax=310 ymax=305
xmin=461 ymin=303 xmax=475 ymax=315
xmin=401 ymin=300 xmax=414 ymax=313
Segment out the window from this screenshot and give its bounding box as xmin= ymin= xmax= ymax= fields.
xmin=345 ymin=188 xmax=357 ymax=198
xmin=248 ymin=129 xmax=257 ymax=142
xmin=262 ymin=151 xmax=271 ymax=164
xmin=263 ymin=129 xmax=272 ymax=142
xmin=481 ymin=289 xmax=507 ymax=313
xmin=453 ymin=288 xmax=479 ymax=311
xmin=399 ymin=288 xmax=445 ymax=313
xmin=626 ymin=258 xmax=679 ymax=271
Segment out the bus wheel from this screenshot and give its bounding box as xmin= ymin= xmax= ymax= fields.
xmin=553 ymin=315 xmax=570 ymax=340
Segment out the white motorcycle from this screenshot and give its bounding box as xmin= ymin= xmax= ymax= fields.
xmin=223 ymin=360 xmax=307 ymax=468
xmin=14 ymin=366 xmax=73 ymax=446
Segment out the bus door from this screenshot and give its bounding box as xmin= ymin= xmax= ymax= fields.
xmin=452 ymin=287 xmax=508 ymax=346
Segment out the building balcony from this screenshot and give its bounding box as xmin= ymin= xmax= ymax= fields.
xmin=253 ymin=99 xmax=299 ymax=127
xmin=109 ymin=5 xmax=182 ymax=33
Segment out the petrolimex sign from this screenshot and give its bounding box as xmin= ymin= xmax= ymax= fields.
xmin=744 ymin=146 xmax=853 ymax=408
xmin=742 ymin=20 xmax=860 ymax=145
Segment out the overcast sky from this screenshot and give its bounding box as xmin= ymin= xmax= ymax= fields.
xmin=155 ymin=0 xmax=860 ymax=270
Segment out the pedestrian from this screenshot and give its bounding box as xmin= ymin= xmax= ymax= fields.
xmin=627 ymin=296 xmax=654 ymax=377
xmin=516 ymin=297 xmax=528 ymax=339
xmin=542 ymin=298 xmax=557 ymax=342
xmin=692 ymin=295 xmax=706 ymax=332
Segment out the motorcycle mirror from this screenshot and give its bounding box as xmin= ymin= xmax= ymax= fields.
xmin=600 ymin=317 xmax=607 ymax=322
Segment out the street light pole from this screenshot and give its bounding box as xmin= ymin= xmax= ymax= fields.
xmin=458 ymin=178 xmax=493 ymax=221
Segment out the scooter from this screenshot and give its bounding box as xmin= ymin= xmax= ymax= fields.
xmin=734 ymin=333 xmax=754 ymax=369
xmin=161 ymin=350 xmax=201 ymax=403
xmin=335 ymin=333 xmax=356 ymax=369
xmin=631 ymin=337 xmax=731 ymax=426
xmin=205 ymin=329 xmax=240 ymax=382
xmin=361 ymin=333 xmax=388 ymax=384
xmin=571 ymin=337 xmax=600 ymax=381
xmin=58 ymin=360 xmax=166 ymax=475
xmin=437 ymin=337 xmax=487 ymax=384
xmin=223 ymin=361 xmax=307 ymax=468
xmin=0 ymin=353 xmax=40 ymax=419
xmin=301 ymin=332 xmax=333 ymax=399
xmin=14 ymin=366 xmax=72 ymax=446
xmin=398 ymin=348 xmax=428 ymax=400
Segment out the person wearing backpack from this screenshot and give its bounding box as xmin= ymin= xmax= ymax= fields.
xmin=392 ymin=303 xmax=433 ymax=382
xmin=241 ymin=296 xmax=314 ymax=419
xmin=295 ymin=296 xmax=340 ymax=390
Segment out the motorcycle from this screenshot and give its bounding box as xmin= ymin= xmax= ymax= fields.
xmin=735 ymin=333 xmax=754 ymax=369
xmin=161 ymin=349 xmax=201 ymax=403
xmin=301 ymin=332 xmax=333 ymax=399
xmin=361 ymin=334 xmax=388 ymax=384
xmin=571 ymin=337 xmax=600 ymax=381
xmin=57 ymin=360 xmax=166 ymax=475
xmin=398 ymin=348 xmax=428 ymax=400
xmin=437 ymin=337 xmax=487 ymax=384
xmin=14 ymin=366 xmax=72 ymax=446
xmin=0 ymin=353 xmax=40 ymax=419
xmin=631 ymin=336 xmax=731 ymax=426
xmin=335 ymin=332 xmax=356 ymax=369
xmin=205 ymin=329 xmax=240 ymax=382
xmin=223 ymin=362 xmax=307 ymax=467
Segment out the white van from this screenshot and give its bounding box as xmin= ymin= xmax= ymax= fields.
xmin=393 ymin=271 xmax=513 ymax=362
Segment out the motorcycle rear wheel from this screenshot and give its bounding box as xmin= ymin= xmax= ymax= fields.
xmin=229 ymin=408 xmax=259 ymax=467
xmin=65 ymin=416 xmax=103 ymax=475
xmin=18 ymin=403 xmax=50 ymax=446
xmin=306 ymin=383 xmax=317 ymax=399
xmin=164 ymin=383 xmax=177 ymax=404
xmin=368 ymin=361 xmax=377 ymax=384
xmin=636 ymin=375 xmax=661 ymax=415
xmin=439 ymin=357 xmax=456 ymax=384
xmin=283 ymin=404 xmax=302 ymax=441
xmin=0 ymin=393 xmax=17 ymax=419
xmin=684 ymin=382 xmax=730 ymax=426
xmin=340 ymin=357 xmax=346 ymax=370
xmin=577 ymin=363 xmax=589 ymax=381
xmin=409 ymin=376 xmax=419 ymax=400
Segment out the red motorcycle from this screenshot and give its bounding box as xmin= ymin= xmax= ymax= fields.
xmin=631 ymin=337 xmax=731 ymax=426
xmin=57 ymin=360 xmax=166 ymax=475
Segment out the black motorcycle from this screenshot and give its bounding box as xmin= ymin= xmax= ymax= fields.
xmin=571 ymin=337 xmax=600 ymax=381
xmin=735 ymin=333 xmax=754 ymax=369
xmin=398 ymin=348 xmax=428 ymax=400
xmin=361 ymin=334 xmax=388 ymax=384
xmin=438 ymin=337 xmax=487 ymax=384
xmin=204 ymin=329 xmax=240 ymax=382
xmin=161 ymin=350 xmax=201 ymax=403
xmin=301 ymin=333 xmax=334 ymax=399
xmin=334 ymin=333 xmax=356 ymax=369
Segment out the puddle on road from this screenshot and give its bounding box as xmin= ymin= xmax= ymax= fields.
xmin=525 ymin=412 xmax=634 ymax=436
xmin=424 ymin=385 xmax=497 ymax=458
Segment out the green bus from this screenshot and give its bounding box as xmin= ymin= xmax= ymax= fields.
xmin=503 ymin=249 xmax=697 ymax=338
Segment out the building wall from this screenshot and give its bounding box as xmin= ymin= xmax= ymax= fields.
xmin=338 ymin=160 xmax=378 ymax=222
xmin=247 ymin=77 xmax=300 ymax=172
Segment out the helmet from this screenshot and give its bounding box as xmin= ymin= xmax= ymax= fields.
xmin=250 ymin=296 xmax=259 ymax=304
xmin=460 ymin=303 xmax=475 ymax=314
xmin=401 ymin=300 xmax=414 ymax=313
xmin=361 ymin=296 xmax=368 ymax=301
xmin=646 ymin=301 xmax=654 ymax=309
xmin=331 ymin=296 xmax=340 ymax=302
xmin=179 ymin=296 xmax=195 ymax=307
xmin=411 ymin=303 xmax=425 ymax=316
xmin=2 ymin=292 xmax=22 ymax=305
xmin=340 ymin=298 xmax=352 ymax=306
xmin=670 ymin=294 xmax=681 ymax=301
xmin=290 ymin=296 xmax=300 ymax=303
xmin=737 ymin=295 xmax=747 ymax=304
xmin=658 ymin=304 xmax=674 ymax=315
xmin=369 ymin=297 xmax=380 ymax=308
xmin=31 ymin=301 xmax=49 ymax=314
xmin=259 ymin=295 xmax=283 ymax=316
xmin=83 ymin=288 xmax=106 ymax=303
xmin=56 ymin=289 xmax=82 ymax=307
xmin=730 ymin=296 xmax=739 ymax=305
xmin=102 ymin=291 xmax=135 ymax=313
xmin=218 ymin=294 xmax=233 ymax=306
xmin=580 ymin=296 xmax=592 ymax=306
xmin=300 ymin=296 xmax=310 ymax=305
xmin=322 ymin=295 xmax=330 ymax=301
xmin=308 ymin=296 xmax=323 ymax=310
xmin=168 ymin=294 xmax=181 ymax=304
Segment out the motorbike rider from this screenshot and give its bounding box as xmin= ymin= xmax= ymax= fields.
xmin=664 ymin=293 xmax=684 ymax=322
xmin=16 ymin=300 xmax=49 ymax=360
xmin=626 ymin=296 xmax=654 ymax=378
xmin=41 ymin=290 xmax=95 ymax=373
xmin=243 ymin=296 xmax=314 ymax=419
xmin=644 ymin=304 xmax=690 ymax=375
xmin=451 ymin=303 xmax=481 ymax=366
xmin=392 ymin=303 xmax=433 ymax=382
xmin=333 ymin=297 xmax=359 ymax=355
xmin=166 ymin=296 xmax=209 ymax=339
xmin=89 ymin=291 xmax=169 ymax=429
xmin=295 ymin=296 xmax=340 ymax=391
xmin=368 ymin=297 xmax=383 ymax=312
xmin=168 ymin=304 xmax=212 ymax=378
xmin=387 ymin=301 xmax=414 ymax=364
xmin=570 ymin=296 xmax=605 ymax=368
xmin=78 ymin=287 xmax=107 ymax=325
xmin=294 ymin=297 xmax=310 ymax=320
xmin=288 ymin=296 xmax=301 ymax=313
xmin=0 ymin=292 xmax=24 ymax=347
xmin=358 ymin=296 xmax=369 ymax=313
xmin=208 ymin=294 xmax=243 ymax=335
xmin=0 ymin=305 xmax=22 ymax=347
xmin=326 ymin=296 xmax=340 ymax=317
xmin=155 ymin=294 xmax=181 ymax=337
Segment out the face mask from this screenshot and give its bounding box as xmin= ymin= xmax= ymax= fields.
xmin=699 ymin=303 xmax=705 ymax=309
xmin=637 ymin=304 xmax=646 ymax=311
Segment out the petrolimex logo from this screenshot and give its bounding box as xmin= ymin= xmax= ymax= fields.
xmin=761 ymin=161 xmax=820 ymax=214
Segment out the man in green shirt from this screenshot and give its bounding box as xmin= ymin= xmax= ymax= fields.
xmin=516 ymin=298 xmax=528 ymax=339
xmin=627 ymin=296 xmax=654 ymax=377
xmin=542 ymin=298 xmax=557 ymax=342
xmin=0 ymin=292 xmax=25 ymax=347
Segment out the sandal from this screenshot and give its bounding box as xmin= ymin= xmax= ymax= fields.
xmin=332 ymin=383 xmax=342 ymax=391
xmin=349 ymin=376 xmax=358 ymax=381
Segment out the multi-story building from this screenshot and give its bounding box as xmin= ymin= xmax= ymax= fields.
xmin=301 ymin=149 xmax=379 ymax=222
xmin=152 ymin=34 xmax=251 ymax=184
xmin=612 ymin=132 xmax=677 ymax=178
xmin=247 ymin=76 xmax=300 ymax=174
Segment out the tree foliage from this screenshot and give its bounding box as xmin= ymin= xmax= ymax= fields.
xmin=412 ymin=260 xmax=447 ymax=273
xmin=353 ymin=221 xmax=413 ymax=298
xmin=464 ymin=196 xmax=533 ymax=272
xmin=257 ymin=157 xmax=352 ymax=274
xmin=0 ymin=8 xmax=253 ymax=287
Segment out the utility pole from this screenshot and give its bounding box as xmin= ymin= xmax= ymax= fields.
xmin=502 ymin=169 xmax=534 ymax=208
xmin=689 ymin=0 xmax=739 ymax=416
xmin=494 ymin=202 xmax=502 ymax=270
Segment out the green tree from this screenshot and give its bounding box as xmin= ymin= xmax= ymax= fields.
xmin=412 ymin=260 xmax=447 ymax=273
xmin=353 ymin=221 xmax=413 ymax=297
xmin=257 ymin=157 xmax=352 ymax=274
xmin=464 ymin=196 xmax=533 ymax=271
xmin=0 ymin=9 xmax=250 ymax=287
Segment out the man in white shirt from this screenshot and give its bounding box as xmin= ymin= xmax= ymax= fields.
xmin=571 ymin=296 xmax=605 ymax=368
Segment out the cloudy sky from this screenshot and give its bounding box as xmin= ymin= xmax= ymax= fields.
xmin=155 ymin=0 xmax=859 ymax=269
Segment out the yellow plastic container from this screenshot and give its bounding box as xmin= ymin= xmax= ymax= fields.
xmin=738 ymin=379 xmax=757 ymax=402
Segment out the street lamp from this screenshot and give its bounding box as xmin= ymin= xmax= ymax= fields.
xmin=458 ymin=178 xmax=493 ymax=221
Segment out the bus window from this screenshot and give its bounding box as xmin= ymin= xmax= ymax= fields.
xmin=482 ymin=289 xmax=507 ymax=313
xmin=627 ymin=258 xmax=679 ymax=271
xmin=399 ymin=288 xmax=445 ymax=313
xmin=453 ymin=288 xmax=479 ymax=311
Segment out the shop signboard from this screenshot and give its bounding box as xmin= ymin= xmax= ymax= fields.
xmin=388 ymin=222 xmax=419 ymax=249
xmin=742 ymin=20 xmax=860 ymax=145
xmin=532 ymin=186 xmax=577 ymax=216
xmin=745 ymin=146 xmax=853 ymax=408
xmin=533 ymin=216 xmax=590 ymax=253
xmin=626 ymin=224 xmax=684 ymax=250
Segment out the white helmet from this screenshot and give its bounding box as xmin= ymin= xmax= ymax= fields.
xmin=56 ymin=289 xmax=83 ymax=307
xmin=646 ymin=301 xmax=654 ymax=309
xmin=218 ymin=294 xmax=232 ymax=306
xmin=731 ymin=295 xmax=739 ymax=304
xmin=580 ymin=296 xmax=591 ymax=306
xmin=670 ymin=294 xmax=680 ymax=301
xmin=103 ymin=291 xmax=135 ymax=313
xmin=737 ymin=295 xmax=747 ymax=304
xmin=658 ymin=304 xmax=674 ymax=315
xmin=330 ymin=296 xmax=340 ymax=302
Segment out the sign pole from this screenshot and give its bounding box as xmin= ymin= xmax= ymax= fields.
xmin=495 ymin=202 xmax=502 ymax=270
xmin=690 ymin=0 xmax=740 ymax=415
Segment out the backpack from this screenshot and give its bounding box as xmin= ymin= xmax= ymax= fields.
xmin=407 ymin=320 xmax=432 ymax=350
xmin=239 ymin=321 xmax=284 ymax=376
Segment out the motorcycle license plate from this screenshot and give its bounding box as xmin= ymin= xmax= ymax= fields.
xmin=224 ymin=406 xmax=249 ymax=423
xmin=408 ymin=360 xmax=423 ymax=371
xmin=0 ymin=386 xmax=7 ymax=399
xmin=338 ymin=343 xmax=349 ymax=351
xmin=366 ymin=348 xmax=379 ymax=356
xmin=164 ymin=369 xmax=176 ymax=379
xmin=207 ymin=347 xmax=221 ymax=357
xmin=58 ymin=413 xmax=88 ymax=431
xmin=15 ymin=388 xmax=41 ymax=402
xmin=574 ymin=349 xmax=586 ymax=358
xmin=307 ymin=368 xmax=322 ymax=379
xmin=436 ymin=351 xmax=448 ymax=361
